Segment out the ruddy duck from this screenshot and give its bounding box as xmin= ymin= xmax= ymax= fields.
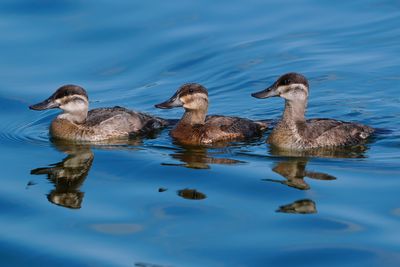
xmin=29 ymin=85 xmax=168 ymax=141
xmin=155 ymin=83 xmax=268 ymax=145
xmin=252 ymin=72 xmax=374 ymax=149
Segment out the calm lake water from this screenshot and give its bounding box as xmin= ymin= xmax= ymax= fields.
xmin=1 ymin=0 xmax=400 ymax=266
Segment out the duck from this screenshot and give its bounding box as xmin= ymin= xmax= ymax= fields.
xmin=251 ymin=72 xmax=374 ymax=149
xmin=29 ymin=85 xmax=168 ymax=141
xmin=155 ymin=83 xmax=268 ymax=145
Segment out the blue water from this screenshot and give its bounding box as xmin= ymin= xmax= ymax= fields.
xmin=1 ymin=0 xmax=400 ymax=266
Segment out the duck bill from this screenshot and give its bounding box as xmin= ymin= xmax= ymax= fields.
xmin=251 ymin=84 xmax=279 ymax=99
xmin=29 ymin=98 xmax=60 ymax=110
xmin=155 ymin=94 xmax=183 ymax=109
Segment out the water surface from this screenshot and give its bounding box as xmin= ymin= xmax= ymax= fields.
xmin=1 ymin=0 xmax=400 ymax=266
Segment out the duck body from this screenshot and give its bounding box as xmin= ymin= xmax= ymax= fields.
xmin=171 ymin=115 xmax=266 ymax=145
xmin=30 ymin=85 xmax=168 ymax=142
xmin=50 ymin=106 xmax=167 ymax=141
xmin=156 ymin=83 xmax=267 ymax=145
xmin=268 ymin=118 xmax=374 ymax=149
xmin=252 ymin=72 xmax=374 ymax=149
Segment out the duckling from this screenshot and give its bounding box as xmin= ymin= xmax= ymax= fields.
xmin=252 ymin=73 xmax=374 ymax=149
xmin=29 ymin=85 xmax=168 ymax=141
xmin=155 ymin=83 xmax=268 ymax=145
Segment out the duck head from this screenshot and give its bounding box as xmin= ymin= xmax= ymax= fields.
xmin=251 ymin=72 xmax=309 ymax=102
xmin=30 ymin=85 xmax=89 ymax=124
xmin=155 ymin=83 xmax=209 ymax=112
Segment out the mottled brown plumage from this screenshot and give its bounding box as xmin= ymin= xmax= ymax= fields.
xmin=252 ymin=73 xmax=374 ymax=149
xmin=30 ymin=85 xmax=168 ymax=141
xmin=156 ymin=83 xmax=268 ymax=145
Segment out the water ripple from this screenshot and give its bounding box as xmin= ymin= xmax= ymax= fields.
xmin=0 ymin=114 xmax=51 ymax=147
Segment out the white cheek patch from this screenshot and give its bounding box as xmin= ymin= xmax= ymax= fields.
xmin=182 ymin=93 xmax=208 ymax=109
xmin=183 ymin=92 xmax=207 ymax=100
xmin=289 ymin=83 xmax=308 ymax=92
xmin=182 ymin=93 xmax=208 ymax=103
xmin=278 ymin=83 xmax=308 ymax=93
xmin=58 ymin=96 xmax=88 ymax=113
xmin=278 ymin=83 xmax=308 ymax=100
xmin=61 ymin=101 xmax=85 ymax=112
xmin=57 ymin=95 xmax=88 ymax=104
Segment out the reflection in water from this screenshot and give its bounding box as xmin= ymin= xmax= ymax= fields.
xmin=264 ymin=158 xmax=336 ymax=190
xmin=25 ymin=180 xmax=37 ymax=188
xmin=269 ymin=144 xmax=369 ymax=158
xmin=264 ymin=144 xmax=370 ymax=191
xmin=163 ymin=143 xmax=244 ymax=169
xmin=177 ymin=189 xmax=207 ymax=200
xmin=265 ymin=145 xmax=370 ymax=213
xmin=277 ymin=199 xmax=317 ymax=214
xmin=30 ymin=141 xmax=94 ymax=209
xmin=30 ymin=138 xmax=146 ymax=209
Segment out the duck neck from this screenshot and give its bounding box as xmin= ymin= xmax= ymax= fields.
xmin=282 ymin=99 xmax=306 ymax=124
xmin=180 ymin=108 xmax=207 ymax=125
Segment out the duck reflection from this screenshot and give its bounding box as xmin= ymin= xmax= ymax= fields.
xmin=264 ymin=158 xmax=336 ymax=190
xmin=269 ymin=144 xmax=369 ymax=158
xmin=266 ymin=145 xmax=371 ymax=214
xmin=177 ymin=188 xmax=207 ymax=200
xmin=163 ymin=143 xmax=244 ymax=169
xmin=30 ymin=140 xmax=93 ymax=209
xmin=277 ymin=199 xmax=317 ymax=214
xmin=264 ymin=143 xmax=370 ymax=190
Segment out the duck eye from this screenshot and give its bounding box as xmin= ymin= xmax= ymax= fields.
xmin=189 ymin=88 xmax=194 ymax=93
xmin=283 ymin=79 xmax=290 ymax=85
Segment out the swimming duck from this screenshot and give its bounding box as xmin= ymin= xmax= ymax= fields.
xmin=155 ymin=83 xmax=268 ymax=145
xmin=251 ymin=72 xmax=374 ymax=149
xmin=29 ymin=85 xmax=168 ymax=141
